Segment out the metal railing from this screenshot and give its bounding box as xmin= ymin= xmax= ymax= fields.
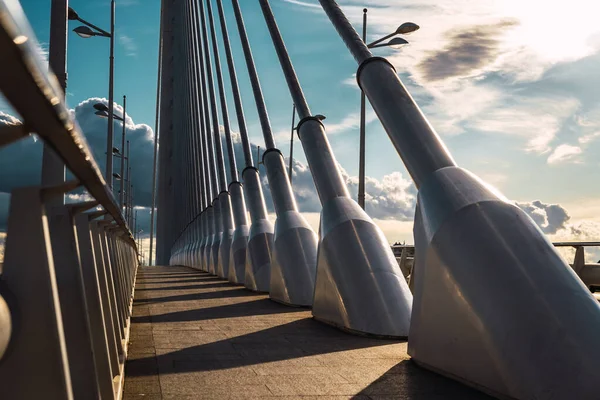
xmin=392 ymin=243 xmax=600 ymax=290
xmin=554 ymin=242 xmax=600 ymax=288
xmin=0 ymin=1 xmax=138 ymax=399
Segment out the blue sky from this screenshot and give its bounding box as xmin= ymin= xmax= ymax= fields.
xmin=3 ymin=0 xmax=600 ymax=260
xmin=16 ymin=0 xmax=161 ymax=128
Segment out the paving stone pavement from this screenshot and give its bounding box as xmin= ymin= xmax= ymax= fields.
xmin=123 ymin=266 xmax=492 ymax=400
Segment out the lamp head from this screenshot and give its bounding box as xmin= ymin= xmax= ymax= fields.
xmin=73 ymin=26 xmax=96 ymax=38
xmin=370 ymin=37 xmax=409 ymax=49
xmin=388 ymin=37 xmax=409 ymax=49
xmin=396 ymin=22 xmax=419 ymax=35
xmin=67 ymin=7 xmax=79 ymax=21
xmin=93 ymin=103 xmax=109 ymax=112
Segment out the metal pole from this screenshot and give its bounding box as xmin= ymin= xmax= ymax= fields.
xmin=176 ymin=0 xmax=190 ymax=265
xmin=316 ymin=2 xmax=600 ymax=396
xmin=149 ymin=14 xmax=162 ymax=266
xmin=42 ymin=0 xmax=67 ymax=204
xmin=259 ymin=0 xmax=412 ymax=333
xmin=194 ymin=0 xmax=215 ymax=272
xmin=215 ymin=0 xmax=270 ymax=282
xmin=316 ymin=0 xmax=454 ymax=187
xmin=119 ymin=95 xmax=126 ymax=210
xmin=258 ymin=0 xmax=345 ymax=199
xmin=106 ymin=0 xmax=115 ymax=190
xmin=289 ymin=103 xmax=295 ymax=184
xmin=189 ymin=0 xmax=211 ymax=271
xmin=232 ymin=0 xmax=318 ymax=301
xmin=198 ymin=0 xmax=223 ymax=275
xmin=199 ymin=0 xmax=226 ymax=194
xmin=358 ymin=8 xmax=366 ymax=210
xmin=186 ymin=0 xmax=205 ymax=269
xmin=209 ymin=0 xmax=252 ymax=282
xmin=156 ymin=0 xmax=175 ymax=265
xmin=205 ymin=0 xmax=237 ymax=279
xmin=185 ymin=0 xmax=199 ymax=268
xmin=170 ymin=0 xmax=184 ymax=264
xmin=130 ymin=185 xmax=134 ymax=228
xmin=206 ymin=0 xmax=237 ymax=184
xmin=126 ymin=140 xmax=130 ymax=224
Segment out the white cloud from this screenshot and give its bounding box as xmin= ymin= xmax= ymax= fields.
xmin=516 ymin=199 xmax=600 ymax=262
xmin=119 ymin=34 xmax=137 ymax=57
xmin=575 ymin=106 xmax=600 ymax=145
xmin=322 ymin=109 xmax=378 ymax=135
xmin=65 ymin=192 xmax=94 ymax=203
xmin=224 ymin=130 xmax=417 ymax=220
xmin=281 ymin=0 xmax=321 ymax=8
xmin=472 ymin=96 xmax=579 ymax=153
xmin=477 ymin=172 xmax=508 ymax=190
xmin=0 ymin=111 xmax=21 ymax=125
xmin=547 ymin=144 xmax=582 ymax=164
xmin=73 ymin=98 xmax=155 ymax=205
xmin=578 ymin=131 xmax=600 ymax=145
xmin=0 ymin=98 xmax=154 ymax=208
xmin=341 ymin=169 xmax=416 ymax=220
xmin=295 ymin=0 xmax=600 ymax=158
xmin=517 ymin=200 xmax=571 ymax=235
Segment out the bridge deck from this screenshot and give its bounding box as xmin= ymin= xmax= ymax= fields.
xmin=123 ymin=266 xmax=490 ymax=399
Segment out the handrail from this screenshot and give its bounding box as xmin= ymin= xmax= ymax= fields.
xmin=0 ymin=0 xmax=131 ymax=239
xmin=553 ymin=242 xmax=600 ymax=247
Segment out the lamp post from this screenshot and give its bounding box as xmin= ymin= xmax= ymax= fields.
xmin=42 ymin=0 xmax=68 ymax=206
xmin=127 ymin=140 xmax=131 ymax=222
xmin=120 ymin=96 xmax=126 ymax=208
xmin=289 ymin=104 xmax=295 ymax=184
xmin=94 ymin=96 xmax=127 ymax=212
xmin=97 ymin=100 xmax=127 ymax=211
xmin=69 ymin=2 xmax=116 ymax=190
xmin=358 ymin=8 xmax=418 ymax=210
xmin=130 ymin=184 xmax=135 ymax=228
xmin=149 ymin=4 xmax=165 ymax=268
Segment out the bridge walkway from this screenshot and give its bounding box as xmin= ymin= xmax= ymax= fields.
xmin=123 ymin=266 xmax=490 ymax=399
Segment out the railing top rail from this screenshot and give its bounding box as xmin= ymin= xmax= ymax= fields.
xmin=390 ymin=242 xmax=600 ymax=249
xmin=0 ymin=0 xmax=130 ymax=237
xmin=553 ymin=242 xmax=600 ymax=247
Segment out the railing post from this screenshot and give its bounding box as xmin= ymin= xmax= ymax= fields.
xmin=48 ymin=201 xmax=100 ymax=398
xmin=74 ymin=212 xmax=116 ymax=399
xmin=106 ymin=227 xmax=127 ymax=332
xmin=90 ymin=219 xmax=122 ymax=374
xmin=0 ymin=186 xmax=73 ymax=399
xmin=98 ymin=222 xmax=125 ymax=355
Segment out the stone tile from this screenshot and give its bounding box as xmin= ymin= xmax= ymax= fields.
xmin=123 ymin=394 xmax=162 ymax=400
xmin=123 ymin=375 xmax=161 ymax=394
xmin=124 ymin=267 xmax=485 ymax=400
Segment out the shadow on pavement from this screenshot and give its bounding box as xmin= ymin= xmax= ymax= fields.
xmin=353 ymin=359 xmax=492 ymax=399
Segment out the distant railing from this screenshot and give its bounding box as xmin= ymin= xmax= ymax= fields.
xmin=392 ymin=243 xmax=600 ymax=291
xmin=553 ymin=242 xmax=600 ymax=289
xmin=0 ymin=1 xmax=138 ymax=399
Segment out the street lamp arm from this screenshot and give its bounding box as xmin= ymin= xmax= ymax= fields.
xmin=366 ymin=31 xmax=396 ymax=49
xmin=76 ymin=17 xmax=111 ymax=38
xmin=369 ymin=37 xmax=409 ymax=49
